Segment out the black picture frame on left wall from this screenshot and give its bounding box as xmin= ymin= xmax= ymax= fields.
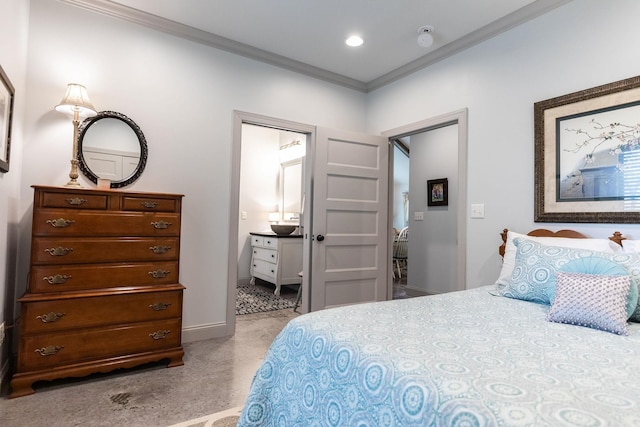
xmin=427 ymin=178 xmax=448 ymax=206
xmin=0 ymin=63 xmax=15 ymax=173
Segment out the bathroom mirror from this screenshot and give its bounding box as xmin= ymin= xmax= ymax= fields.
xmin=280 ymin=159 xmax=302 ymax=220
xmin=77 ymin=110 xmax=148 ymax=188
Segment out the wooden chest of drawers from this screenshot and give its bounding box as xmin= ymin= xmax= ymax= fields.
xmin=10 ymin=186 xmax=185 ymax=398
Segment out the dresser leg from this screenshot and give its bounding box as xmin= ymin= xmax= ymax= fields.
xmin=9 ymin=377 xmax=35 ymax=399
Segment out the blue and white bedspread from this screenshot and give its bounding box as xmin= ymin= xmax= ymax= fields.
xmin=237 ymin=286 xmax=640 ymax=426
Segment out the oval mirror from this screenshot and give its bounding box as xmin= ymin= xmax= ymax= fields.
xmin=77 ymin=110 xmax=148 ymax=188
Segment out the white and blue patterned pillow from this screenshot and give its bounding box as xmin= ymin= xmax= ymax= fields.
xmin=547 ymin=272 xmax=630 ymax=335
xmin=550 ymin=256 xmax=639 ymax=319
xmin=503 ymin=238 xmax=640 ymax=312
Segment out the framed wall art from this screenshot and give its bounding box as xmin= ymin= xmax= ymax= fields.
xmin=534 ymin=75 xmax=640 ymax=223
xmin=427 ymin=178 xmax=448 ymax=206
xmin=0 ymin=64 xmax=15 ymax=173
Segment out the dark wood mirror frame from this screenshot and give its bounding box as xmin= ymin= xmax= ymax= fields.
xmin=77 ymin=110 xmax=148 ymax=189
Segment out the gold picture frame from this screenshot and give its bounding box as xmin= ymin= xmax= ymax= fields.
xmin=534 ymin=75 xmax=640 ymax=223
xmin=0 ymin=64 xmax=14 ymax=173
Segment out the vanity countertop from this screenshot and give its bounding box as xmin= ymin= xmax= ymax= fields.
xmin=250 ymin=231 xmax=302 ymax=238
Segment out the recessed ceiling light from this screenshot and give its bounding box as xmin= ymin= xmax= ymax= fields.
xmin=345 ymin=35 xmax=364 ymax=47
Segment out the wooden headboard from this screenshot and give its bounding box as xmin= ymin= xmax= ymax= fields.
xmin=499 ymin=228 xmax=626 ymax=257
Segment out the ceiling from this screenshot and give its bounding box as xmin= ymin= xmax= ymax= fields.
xmin=64 ymin=0 xmax=571 ymax=92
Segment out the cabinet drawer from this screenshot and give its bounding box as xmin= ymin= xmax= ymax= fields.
xmin=29 ymin=261 xmax=179 ymax=293
xmin=33 ymin=210 xmax=180 ymax=237
xmin=32 ymin=237 xmax=179 ymax=264
xmin=250 ymin=235 xmax=278 ymax=249
xmin=252 ymin=259 xmax=277 ymax=279
xmin=252 ymin=247 xmax=278 ymax=263
xmin=40 ymin=192 xmax=108 ymax=210
xmin=17 ymin=318 xmax=182 ymax=371
xmin=122 ymin=197 xmax=179 ymax=212
xmin=262 ymin=236 xmax=278 ymax=249
xmin=250 ymin=235 xmax=264 ymax=247
xmin=20 ymin=290 xmax=183 ymax=334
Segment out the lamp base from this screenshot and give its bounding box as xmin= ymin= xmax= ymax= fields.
xmin=64 ymin=179 xmax=83 ymax=188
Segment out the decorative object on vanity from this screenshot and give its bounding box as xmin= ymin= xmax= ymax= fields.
xmin=534 ymin=74 xmax=640 ymax=223
xmin=249 ymin=232 xmax=302 ymax=296
xmin=270 ymin=224 xmax=296 ymax=235
xmin=427 ymin=178 xmax=448 ymax=206
xmin=55 ymin=84 xmax=98 ymax=187
xmin=10 ymin=185 xmax=185 ymax=398
xmin=0 ymin=63 xmax=14 ymax=173
xmin=78 ymin=110 xmax=148 ymax=189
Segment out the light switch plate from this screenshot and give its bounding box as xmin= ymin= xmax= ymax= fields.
xmin=471 ymin=204 xmax=485 ymax=218
xmin=414 ymin=211 xmax=424 ymax=221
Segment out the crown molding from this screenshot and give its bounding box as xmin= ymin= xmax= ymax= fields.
xmin=58 ymin=0 xmax=571 ymax=94
xmin=366 ymin=0 xmax=572 ymax=91
xmin=58 ymin=0 xmax=368 ymax=92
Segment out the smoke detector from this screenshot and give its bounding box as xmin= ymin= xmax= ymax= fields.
xmin=417 ymin=25 xmax=434 ymax=48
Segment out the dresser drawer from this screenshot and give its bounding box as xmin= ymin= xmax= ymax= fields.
xmin=29 ymin=261 xmax=179 ymax=293
xmin=31 ymin=237 xmax=179 ymax=264
xmin=250 ymin=235 xmax=278 ymax=249
xmin=20 ymin=289 xmax=183 ymax=334
xmin=40 ymin=192 xmax=108 ymax=210
xmin=33 ymin=210 xmax=180 ymax=237
xmin=17 ymin=318 xmax=182 ymax=371
xmin=250 ymin=235 xmax=264 ymax=247
xmin=122 ymin=196 xmax=179 ymax=212
xmin=252 ymin=258 xmax=277 ymax=280
xmin=252 ymin=247 xmax=278 ymax=263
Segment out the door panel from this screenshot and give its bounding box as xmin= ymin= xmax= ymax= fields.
xmin=310 ymin=127 xmax=389 ymax=311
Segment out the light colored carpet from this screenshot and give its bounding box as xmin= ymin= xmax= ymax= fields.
xmin=168 ymin=406 xmax=242 ymax=427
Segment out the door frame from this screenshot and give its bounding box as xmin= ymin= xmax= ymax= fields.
xmin=382 ymin=108 xmax=468 ymax=291
xmin=227 ymin=110 xmax=315 ymax=335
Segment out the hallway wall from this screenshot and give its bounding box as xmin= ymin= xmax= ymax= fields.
xmin=366 ymin=0 xmax=640 ymax=287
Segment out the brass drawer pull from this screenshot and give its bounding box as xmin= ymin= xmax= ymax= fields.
xmin=148 ymin=270 xmax=170 ymax=278
xmin=34 ymin=345 xmax=64 ymax=356
xmin=36 ymin=312 xmax=66 ymax=323
xmin=46 ymin=218 xmax=75 ymax=228
xmin=43 ymin=274 xmax=71 ymax=284
xmin=149 ymin=302 xmax=172 ymax=311
xmin=65 ymin=197 xmax=87 ymax=206
xmin=149 ymin=330 xmax=171 ymax=340
xmin=151 ymin=221 xmax=171 ymax=229
xmin=149 ymin=245 xmax=171 ymax=254
xmin=142 ymin=201 xmax=159 ymax=209
xmin=44 ymin=247 xmax=73 ymax=256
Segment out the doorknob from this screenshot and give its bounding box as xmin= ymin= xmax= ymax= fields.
xmin=316 ymin=234 xmax=325 ymax=242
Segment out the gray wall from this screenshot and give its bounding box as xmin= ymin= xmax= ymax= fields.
xmin=366 ymin=0 xmax=640 ymax=288
xmin=408 ymin=125 xmax=458 ymax=295
xmin=2 ymin=0 xmax=640 ymax=356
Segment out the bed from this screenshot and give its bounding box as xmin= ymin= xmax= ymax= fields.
xmin=237 ymin=229 xmax=640 ymax=426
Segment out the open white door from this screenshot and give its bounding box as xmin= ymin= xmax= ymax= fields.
xmin=309 ymin=127 xmax=389 ymax=311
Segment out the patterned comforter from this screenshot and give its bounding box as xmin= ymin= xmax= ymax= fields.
xmin=237 ymin=286 xmax=640 ymax=426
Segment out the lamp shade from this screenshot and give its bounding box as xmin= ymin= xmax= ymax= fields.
xmin=55 ymin=83 xmax=97 ymax=117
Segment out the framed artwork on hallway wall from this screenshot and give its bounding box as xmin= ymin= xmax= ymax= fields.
xmin=0 ymin=63 xmax=14 ymax=173
xmin=427 ymin=178 xmax=448 ymax=206
xmin=534 ymin=74 xmax=640 ymax=223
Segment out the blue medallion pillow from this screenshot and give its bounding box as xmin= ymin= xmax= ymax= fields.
xmin=502 ymin=238 xmax=640 ymax=313
xmin=547 ymin=272 xmax=631 ymax=335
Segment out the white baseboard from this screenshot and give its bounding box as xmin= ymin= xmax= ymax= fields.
xmin=405 ymin=286 xmax=431 ymax=297
xmin=181 ymin=321 xmax=229 ymax=343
